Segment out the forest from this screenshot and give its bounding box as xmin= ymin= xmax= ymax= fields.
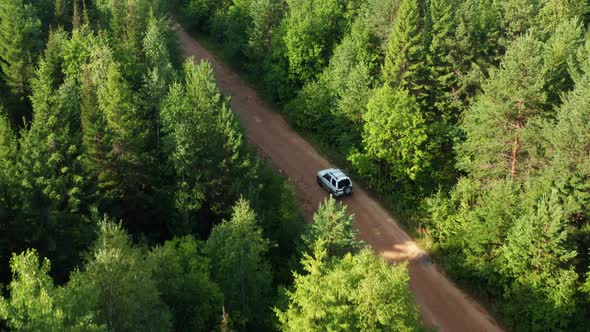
xmin=0 ymin=0 xmax=424 ymax=331
xmin=1 ymin=0 xmax=590 ymax=331
xmin=168 ymin=0 xmax=590 ymax=330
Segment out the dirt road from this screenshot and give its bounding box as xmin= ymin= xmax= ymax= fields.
xmin=178 ymin=27 xmax=503 ymax=332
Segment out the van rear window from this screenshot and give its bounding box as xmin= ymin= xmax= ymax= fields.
xmin=338 ymin=179 xmax=351 ymax=188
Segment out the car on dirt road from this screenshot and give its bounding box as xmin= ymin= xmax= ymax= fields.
xmin=316 ymin=168 xmax=353 ymax=197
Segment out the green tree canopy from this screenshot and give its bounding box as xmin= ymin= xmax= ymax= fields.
xmin=276 ymin=243 xmax=423 ymax=332
xmin=302 ymin=197 xmax=362 ymax=258
xmin=497 ymin=0 xmax=540 ymax=40
xmin=0 ymin=111 xmax=19 ymax=214
xmin=533 ymin=40 xmax=590 ymax=227
xmin=0 ymin=0 xmax=41 ymax=95
xmin=0 ymin=250 xmax=66 ymax=331
xmin=21 ymin=51 xmax=84 ymax=216
xmin=427 ymin=0 xmax=463 ymax=122
xmin=458 ymin=32 xmax=547 ymax=182
xmin=382 ymin=0 xmax=429 ymax=104
xmin=65 ymin=219 xmax=172 ymax=332
xmin=0 ymin=0 xmax=42 ymax=123
xmin=162 ymin=59 xmax=252 ymax=230
xmin=204 ymin=198 xmax=272 ymax=329
xmin=538 ymin=0 xmax=589 ymax=32
xmin=283 ymin=0 xmax=349 ymax=84
xmin=0 ymin=249 xmax=105 ymax=332
xmin=500 ymin=191 xmax=578 ymax=330
xmin=351 ymin=86 xmax=431 ymax=190
xmin=148 ymin=236 xmax=223 ymax=332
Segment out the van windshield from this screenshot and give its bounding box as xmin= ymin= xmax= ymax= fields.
xmin=338 ymin=179 xmax=351 ymax=188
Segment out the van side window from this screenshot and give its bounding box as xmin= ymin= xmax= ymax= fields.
xmin=323 ymin=174 xmax=331 ymax=181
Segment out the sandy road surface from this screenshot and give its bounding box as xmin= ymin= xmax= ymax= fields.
xmin=178 ymin=27 xmax=502 ymax=332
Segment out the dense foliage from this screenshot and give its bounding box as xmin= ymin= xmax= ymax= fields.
xmin=0 ymin=1 xmax=422 ymax=331
xmin=173 ymin=0 xmax=590 ymax=329
xmin=276 ymin=243 xmax=422 ymax=332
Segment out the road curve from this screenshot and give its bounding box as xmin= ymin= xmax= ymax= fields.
xmin=177 ymin=26 xmax=503 ymax=332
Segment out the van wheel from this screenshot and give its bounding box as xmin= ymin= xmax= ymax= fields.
xmin=344 ymin=186 xmax=352 ymax=196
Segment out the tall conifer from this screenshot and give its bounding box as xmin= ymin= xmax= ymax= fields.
xmin=427 ymin=0 xmax=461 ymax=122
xmin=0 ymin=110 xmax=18 ymax=213
xmin=0 ymin=0 xmax=42 ymax=122
xmin=204 ymin=199 xmax=272 ymax=329
xmin=382 ymin=0 xmax=429 ymax=106
xmin=458 ymin=32 xmax=547 ymax=181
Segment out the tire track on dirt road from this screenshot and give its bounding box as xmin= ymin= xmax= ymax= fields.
xmin=177 ymin=26 xmax=503 ymax=332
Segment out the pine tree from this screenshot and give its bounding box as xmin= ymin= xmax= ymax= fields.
xmin=425 ymin=0 xmax=466 ymax=188
xmin=458 ymin=32 xmax=547 ymax=181
xmin=162 ymin=59 xmax=251 ymax=229
xmin=204 ymin=198 xmax=272 ymax=329
xmin=82 ymin=42 xmax=158 ymax=229
xmin=0 ymin=110 xmax=18 ymax=213
xmin=160 ymin=60 xmax=218 ymax=226
xmin=498 ymin=0 xmax=541 ymax=40
xmin=65 ymin=219 xmax=172 ymax=332
xmin=451 ymin=179 xmax=524 ymax=280
xmin=40 ymin=28 xmax=68 ymax=89
xmin=502 ymin=192 xmax=576 ymax=278
xmin=80 ymin=61 xmax=113 ymax=207
xmin=61 ymin=27 xmax=95 ymax=82
xmin=108 ymin=0 xmax=150 ymax=84
xmin=382 ymin=0 xmax=429 ymax=106
xmin=80 ymin=46 xmax=115 ymax=206
xmin=19 ymin=28 xmax=83 ymax=216
xmin=547 ymin=39 xmax=590 ymax=216
xmin=72 ymin=0 xmax=81 ymax=30
xmin=501 ymin=191 xmax=578 ymax=330
xmin=20 ymin=71 xmax=84 ymax=216
xmin=538 ymin=0 xmax=589 ymax=32
xmin=541 ymin=19 xmax=584 ymax=109
xmin=366 ymin=0 xmax=458 ymax=192
xmin=142 ymin=11 xmax=176 ymax=156
xmin=54 ymin=0 xmax=72 ymax=28
xmin=276 ymin=244 xmax=423 ymax=331
xmin=15 ymin=43 xmax=94 ymax=281
xmin=302 ymin=197 xmax=362 ymax=257
xmin=453 ymin=0 xmax=504 ymax=101
xmin=353 ymin=86 xmax=431 ymax=189
xmin=0 ymin=110 xmax=21 ymax=273
xmin=143 ymin=12 xmax=175 ymax=83
xmin=148 ymin=236 xmax=223 ymax=332
xmin=283 ymin=0 xmax=349 ymax=84
xmin=459 ymin=19 xmax=586 ymax=183
xmin=160 ymin=80 xmax=205 ymax=227
xmin=100 ymin=63 xmax=145 ymax=159
xmin=427 ymin=0 xmax=461 ymax=122
xmin=0 ymin=0 xmax=42 ymax=122
xmin=140 ymin=14 xmax=177 ymax=207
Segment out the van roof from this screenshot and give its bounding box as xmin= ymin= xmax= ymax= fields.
xmin=329 ymin=169 xmax=348 ymax=180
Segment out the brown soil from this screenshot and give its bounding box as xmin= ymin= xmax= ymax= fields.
xmin=178 ymin=26 xmax=503 ymax=332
